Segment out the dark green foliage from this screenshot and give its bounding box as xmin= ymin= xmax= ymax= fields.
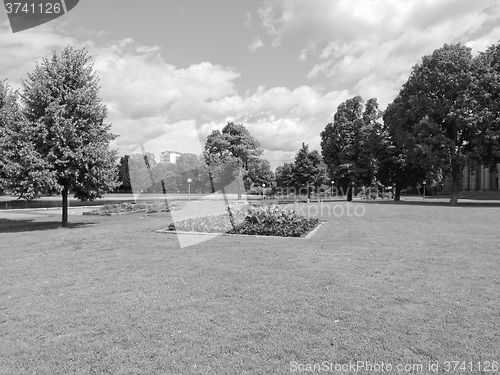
xmin=275 ymin=162 xmax=294 ymax=190
xmin=288 ymin=143 xmax=326 ymax=198
xmin=246 ymin=158 xmax=274 ymax=189
xmin=229 ymin=204 xmax=319 ymax=237
xmin=5 ymin=46 xmax=119 ymax=225
xmin=385 ymin=43 xmax=500 ymax=204
xmin=0 ymin=79 xmax=22 ymax=195
xmin=204 ymin=122 xmax=268 ymax=196
xmin=116 ymin=155 xmax=132 ymax=193
xmin=320 ymin=96 xmax=384 ymax=190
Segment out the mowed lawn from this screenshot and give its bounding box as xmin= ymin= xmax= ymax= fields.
xmin=0 ymin=202 xmax=499 ymax=374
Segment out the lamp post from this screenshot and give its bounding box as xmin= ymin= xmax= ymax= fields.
xmin=422 ymin=180 xmax=426 ymax=199
xmin=187 ymin=178 xmax=192 ymax=201
xmin=262 ymin=183 xmax=266 ymax=202
xmin=331 ymin=181 xmax=334 ymax=197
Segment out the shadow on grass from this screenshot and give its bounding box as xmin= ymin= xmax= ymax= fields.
xmin=358 ymin=200 xmax=500 ymax=208
xmin=0 ymin=219 xmax=97 ymax=233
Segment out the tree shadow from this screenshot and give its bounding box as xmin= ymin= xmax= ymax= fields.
xmin=359 ymin=200 xmax=500 ymax=208
xmin=0 ymin=218 xmax=97 ymax=233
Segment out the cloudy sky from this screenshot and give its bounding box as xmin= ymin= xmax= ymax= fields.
xmin=1 ymin=0 xmax=500 ymax=169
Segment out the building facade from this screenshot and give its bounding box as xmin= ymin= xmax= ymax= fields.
xmin=461 ymin=164 xmax=500 ymax=191
xmin=160 ymin=150 xmax=182 ymax=164
xmin=441 ymin=163 xmax=500 ymax=192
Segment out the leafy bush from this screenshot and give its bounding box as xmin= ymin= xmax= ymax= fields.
xmin=169 ymin=203 xmax=319 ymax=237
xmin=228 ymin=204 xmax=318 ymax=237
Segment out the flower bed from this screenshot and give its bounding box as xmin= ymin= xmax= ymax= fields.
xmin=83 ymin=200 xmax=181 ymax=216
xmin=168 ymin=203 xmax=319 ymax=237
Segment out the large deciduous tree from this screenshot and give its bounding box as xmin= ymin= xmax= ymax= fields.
xmin=204 ymin=122 xmax=263 ymax=198
xmin=274 ymin=162 xmax=294 ymax=192
xmin=386 ymin=43 xmax=500 ymax=205
xmin=473 ymin=43 xmax=500 ymax=171
xmin=9 ymin=46 xmax=119 ymax=226
xmin=382 ymin=97 xmax=432 ymax=201
xmin=321 ymin=96 xmax=384 ymax=192
xmin=246 ymin=158 xmax=274 ymax=188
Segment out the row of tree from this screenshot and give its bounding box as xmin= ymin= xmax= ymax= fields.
xmin=2 ymin=42 xmax=500 ymax=228
xmin=114 ymin=122 xmax=276 ymax=197
xmin=318 ymin=42 xmax=500 ymax=204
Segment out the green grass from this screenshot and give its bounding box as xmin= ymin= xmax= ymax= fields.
xmin=0 ymin=202 xmax=499 ymax=374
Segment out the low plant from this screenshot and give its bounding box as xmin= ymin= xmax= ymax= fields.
xmin=228 ymin=204 xmax=319 ymax=237
xmin=83 ymin=200 xmax=179 ymax=216
xmin=169 ymin=203 xmax=319 ymax=237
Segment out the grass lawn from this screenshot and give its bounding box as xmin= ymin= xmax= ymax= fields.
xmin=0 ymin=202 xmax=499 ymax=374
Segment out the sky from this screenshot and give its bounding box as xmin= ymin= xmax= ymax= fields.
xmin=1 ymin=0 xmax=500 ymax=169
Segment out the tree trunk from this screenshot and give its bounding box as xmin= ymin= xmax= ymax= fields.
xmin=236 ymin=169 xmax=242 ymax=200
xmin=221 ymin=186 xmax=235 ymax=230
xmin=208 ymin=169 xmax=215 ymax=193
xmin=347 ymin=185 xmax=353 ymax=202
xmin=394 ymin=183 xmax=401 ymax=201
xmin=449 ymin=164 xmax=463 ymax=206
xmin=62 ymin=188 xmax=68 ymax=228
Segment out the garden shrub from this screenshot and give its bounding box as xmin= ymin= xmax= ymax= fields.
xmin=228 ymin=204 xmax=318 ymax=237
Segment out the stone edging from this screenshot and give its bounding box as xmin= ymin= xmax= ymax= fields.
xmin=156 ymin=221 xmax=325 ymax=240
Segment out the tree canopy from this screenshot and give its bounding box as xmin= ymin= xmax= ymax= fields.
xmin=204 ymin=122 xmax=263 ymax=197
xmin=5 ymin=46 xmax=118 ymax=226
xmin=384 ymin=43 xmax=500 ymax=204
xmin=320 ymin=96 xmax=383 ymax=191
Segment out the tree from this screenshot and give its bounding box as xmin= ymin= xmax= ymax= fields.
xmin=204 ymin=122 xmax=263 ymax=198
xmin=246 ymin=158 xmax=274 ymax=188
xmin=473 ymin=43 xmax=500 ymax=170
xmin=382 ymin=97 xmax=431 ymax=201
xmin=0 ymin=79 xmax=22 ymax=195
xmin=275 ymin=162 xmax=294 ymax=192
xmin=127 ymin=152 xmax=158 ymax=193
xmin=8 ymin=46 xmax=118 ymax=226
xmin=321 ymin=96 xmax=384 ymax=192
xmin=116 ymin=155 xmax=132 ymax=193
xmin=386 ymin=43 xmax=500 ymax=205
xmin=290 ymin=143 xmax=325 ymax=199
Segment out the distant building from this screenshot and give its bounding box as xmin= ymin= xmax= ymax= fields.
xmin=160 ymin=150 xmax=182 ymax=164
xmin=460 ymin=164 xmax=500 ymax=191
xmin=441 ymin=163 xmax=500 ymax=192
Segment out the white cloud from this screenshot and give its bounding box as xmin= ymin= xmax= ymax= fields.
xmin=248 ymin=37 xmax=264 ymax=52
xmin=298 ymin=48 xmax=308 ymax=61
xmin=0 ymin=22 xmax=76 ymax=85
xmin=256 ymin=0 xmax=500 ymax=109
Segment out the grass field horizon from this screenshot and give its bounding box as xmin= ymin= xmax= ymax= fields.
xmin=1 ymin=202 xmax=499 ymax=374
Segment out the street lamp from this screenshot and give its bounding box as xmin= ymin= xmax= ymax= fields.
xmin=187 ymin=178 xmax=192 ymax=201
xmin=331 ymin=181 xmax=334 ymax=197
xmin=262 ymin=183 xmax=266 ymax=202
xmin=422 ymin=180 xmax=426 ymax=199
